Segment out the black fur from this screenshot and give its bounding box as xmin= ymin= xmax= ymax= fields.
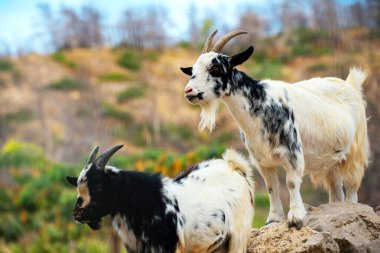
xmin=114 ymin=171 xmax=179 ymax=252
xmin=67 ymin=167 xmax=180 ymax=252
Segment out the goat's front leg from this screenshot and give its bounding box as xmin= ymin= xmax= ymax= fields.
xmin=285 ymin=154 xmax=306 ymax=229
xmin=257 ymin=166 xmax=284 ymax=225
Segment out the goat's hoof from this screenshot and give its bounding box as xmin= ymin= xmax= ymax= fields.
xmin=288 ymin=218 xmax=303 ymax=229
xmin=287 ymin=207 xmax=306 ymax=229
xmin=265 ymin=219 xmax=280 ymax=226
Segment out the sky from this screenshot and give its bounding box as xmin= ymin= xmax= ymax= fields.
xmin=0 ymin=0 xmax=360 ymax=54
xmin=0 ymin=0 xmax=268 ymax=54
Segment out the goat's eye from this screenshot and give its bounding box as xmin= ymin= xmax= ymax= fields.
xmin=209 ymin=66 xmax=223 ymax=77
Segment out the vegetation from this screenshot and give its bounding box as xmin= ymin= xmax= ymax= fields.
xmin=5 ymin=109 xmax=34 ymax=124
xmin=117 ymin=86 xmax=146 ymax=102
xmin=98 ymin=72 xmax=130 ymax=82
xmin=117 ymin=50 xmax=142 ymax=71
xmin=49 ymin=78 xmax=83 ymax=91
xmin=0 ymin=58 xmax=13 ymax=72
xmin=100 ymin=102 xmax=132 ymax=122
xmin=51 ymin=51 xmax=77 ymax=69
xmin=0 ymin=140 xmax=269 ymax=252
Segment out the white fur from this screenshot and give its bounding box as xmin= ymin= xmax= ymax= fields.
xmin=167 ymin=150 xmax=254 ymax=252
xmin=185 ymin=60 xmax=369 ymax=226
xmin=114 ymin=149 xmax=254 ymax=253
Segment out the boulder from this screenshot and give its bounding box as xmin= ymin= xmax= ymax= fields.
xmin=248 ymin=202 xmax=380 ymax=253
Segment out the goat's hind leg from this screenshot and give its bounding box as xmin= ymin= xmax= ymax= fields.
xmin=345 ymin=183 xmax=358 ymax=203
xmin=257 ymin=166 xmax=284 ymax=225
xmin=325 ymin=170 xmax=344 ymax=202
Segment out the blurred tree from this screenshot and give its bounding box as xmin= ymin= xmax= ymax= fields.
xmin=188 ymin=2 xmax=200 ymax=48
xmin=118 ymin=6 xmax=168 ymax=50
xmin=349 ymin=2 xmax=367 ymax=27
xmin=37 ymin=4 xmax=104 ymax=50
xmin=367 ymin=0 xmax=380 ymax=36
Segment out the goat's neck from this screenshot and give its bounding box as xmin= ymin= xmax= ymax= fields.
xmin=221 ymin=70 xmax=265 ymax=133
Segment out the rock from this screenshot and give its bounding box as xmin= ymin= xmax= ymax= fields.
xmin=248 ymin=202 xmax=380 ymax=253
xmin=248 ymin=223 xmax=339 ymax=253
xmin=375 ymin=206 xmax=380 ymax=217
xmin=305 ymin=202 xmax=380 ymax=253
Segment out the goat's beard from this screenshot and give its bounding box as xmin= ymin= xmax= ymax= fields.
xmin=199 ymin=100 xmax=218 ymax=132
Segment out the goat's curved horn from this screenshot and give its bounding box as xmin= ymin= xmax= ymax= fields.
xmin=87 ymin=146 xmax=99 ymax=165
xmin=202 ymin=29 xmax=218 ymax=54
xmin=95 ymin=144 xmax=124 ymax=170
xmin=211 ymin=30 xmax=247 ymax=53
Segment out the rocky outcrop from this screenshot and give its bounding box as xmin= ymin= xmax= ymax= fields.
xmin=248 ymin=202 xmax=380 ymax=253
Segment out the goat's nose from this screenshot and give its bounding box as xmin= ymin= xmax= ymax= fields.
xmin=184 ymin=87 xmax=193 ymax=94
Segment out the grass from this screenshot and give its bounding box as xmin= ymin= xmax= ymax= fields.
xmin=117 ymin=86 xmax=146 ymax=102
xmin=50 ymin=51 xmax=76 ymax=69
xmin=98 ymin=72 xmax=130 ymax=82
xmin=0 ymin=59 xmax=13 ymax=72
xmin=48 ymin=78 xmax=82 ymax=91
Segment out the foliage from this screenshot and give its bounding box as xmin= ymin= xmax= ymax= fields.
xmin=117 ymin=50 xmax=142 ymax=71
xmin=100 ymin=102 xmax=132 ymax=122
xmin=98 ymin=72 xmax=130 ymax=82
xmin=117 ymin=86 xmax=146 ymax=102
xmin=50 ymin=51 xmax=77 ymax=69
xmin=308 ymin=62 xmax=329 ymax=72
xmin=49 ymin=78 xmax=83 ymax=91
xmin=247 ymin=59 xmax=283 ymax=79
xmin=0 ymin=139 xmax=272 ymax=251
xmin=5 ymin=109 xmax=34 ymax=124
xmin=0 ymin=140 xmax=47 ymax=169
xmin=0 ymin=58 xmax=13 ymax=71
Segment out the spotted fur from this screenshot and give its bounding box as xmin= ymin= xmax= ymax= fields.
xmin=181 ymin=40 xmax=369 ymax=228
xmin=67 ymin=146 xmax=254 ymax=253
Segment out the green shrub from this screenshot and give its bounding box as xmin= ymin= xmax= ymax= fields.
xmin=0 ymin=59 xmax=13 ymax=72
xmin=292 ymin=43 xmax=313 ymax=56
xmin=117 ymin=50 xmax=142 ymax=70
xmin=0 ymin=140 xmax=47 ymax=169
xmin=308 ymin=63 xmax=328 ymax=72
xmin=50 ymin=52 xmax=76 ymax=69
xmin=117 ymin=86 xmax=145 ymax=102
xmin=98 ymin=72 xmax=130 ymax=82
xmin=248 ymin=60 xmax=283 ymax=79
xmin=100 ymin=102 xmax=132 ymax=122
xmin=0 ymin=214 xmax=22 ymax=241
xmin=162 ymin=123 xmax=194 ymax=141
xmin=178 ymin=40 xmax=191 ymax=49
xmin=49 ymin=78 xmax=82 ymax=91
xmin=5 ymin=109 xmax=34 ymax=123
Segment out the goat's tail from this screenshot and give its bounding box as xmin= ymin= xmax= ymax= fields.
xmin=346 ymin=67 xmax=367 ymax=92
xmin=222 ymin=149 xmax=252 ymax=179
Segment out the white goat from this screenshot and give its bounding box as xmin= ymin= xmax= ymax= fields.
xmin=180 ymin=30 xmax=369 ymax=228
xmin=67 ymin=145 xmax=254 ymax=252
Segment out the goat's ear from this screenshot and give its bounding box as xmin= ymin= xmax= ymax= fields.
xmin=180 ymin=67 xmax=193 ymax=76
xmin=230 ymin=46 xmax=254 ymax=67
xmin=66 ymin=176 xmax=78 ymax=187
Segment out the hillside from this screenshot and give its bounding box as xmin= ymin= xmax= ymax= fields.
xmin=0 ymin=28 xmax=379 ymax=252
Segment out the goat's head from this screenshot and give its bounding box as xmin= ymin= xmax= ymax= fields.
xmin=66 ymin=144 xmax=123 ymax=230
xmin=181 ymin=30 xmax=254 ymax=131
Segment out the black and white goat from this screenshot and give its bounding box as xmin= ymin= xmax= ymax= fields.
xmin=66 ymin=145 xmax=254 ymax=253
xmin=180 ymin=30 xmax=369 ymax=228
